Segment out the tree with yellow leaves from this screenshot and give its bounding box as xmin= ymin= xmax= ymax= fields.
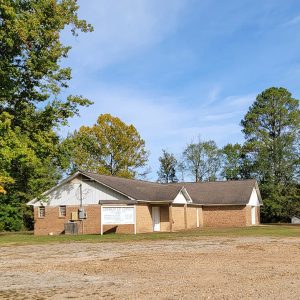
xmin=63 ymin=114 xmax=149 ymax=178
xmin=0 ymin=175 xmax=14 ymax=194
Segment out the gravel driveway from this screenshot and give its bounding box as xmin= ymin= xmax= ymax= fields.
xmin=0 ymin=236 xmax=299 ymax=299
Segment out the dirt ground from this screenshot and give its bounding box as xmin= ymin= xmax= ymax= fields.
xmin=0 ymin=236 xmax=299 ymax=299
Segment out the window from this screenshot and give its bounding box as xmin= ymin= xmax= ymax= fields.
xmin=38 ymin=206 xmax=45 ymax=218
xmin=59 ymin=206 xmax=66 ymax=217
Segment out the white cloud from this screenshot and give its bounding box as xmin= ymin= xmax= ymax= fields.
xmin=58 ymin=0 xmax=261 ymax=180
xmin=224 ymin=94 xmax=255 ymax=108
xmin=63 ymin=0 xmax=186 ymax=70
xmin=204 ymin=112 xmax=236 ymax=121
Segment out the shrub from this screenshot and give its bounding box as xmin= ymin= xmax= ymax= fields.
xmin=0 ymin=204 xmax=23 ymax=231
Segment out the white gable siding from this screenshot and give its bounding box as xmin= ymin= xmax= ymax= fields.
xmin=34 ymin=177 xmax=128 ymax=207
xmin=247 ymin=188 xmax=260 ymax=206
xmin=173 ymin=191 xmax=187 ymax=204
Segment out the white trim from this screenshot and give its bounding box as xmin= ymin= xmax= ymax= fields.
xmin=100 ymin=205 xmax=103 ymax=235
xmin=134 ymin=205 xmax=137 ymax=234
xmin=137 ymin=200 xmax=171 ymax=204
xmin=152 ymin=206 xmax=161 ymax=232
xmin=181 ymin=187 xmax=193 ymax=203
xmin=201 ymin=203 xmax=246 ymax=206
xmin=254 ymin=181 xmax=263 ymax=205
xmin=38 ymin=206 xmax=45 ymax=218
xmin=247 ymin=187 xmax=261 ymax=207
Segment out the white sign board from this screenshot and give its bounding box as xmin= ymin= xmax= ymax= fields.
xmin=102 ymin=207 xmax=135 ymax=225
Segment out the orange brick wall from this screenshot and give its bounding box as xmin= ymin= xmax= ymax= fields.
xmin=202 ymin=205 xmax=247 ymax=227
xmin=34 ymin=203 xmax=257 ymax=235
xmin=246 ymin=206 xmax=251 ymax=226
xmin=103 ymin=224 xmax=134 ymax=234
xmin=186 ymin=206 xmax=198 ymax=229
xmin=34 ymin=205 xmax=100 ymax=235
xmin=171 ymin=205 xmax=185 ymax=231
xmin=35 ymin=204 xmax=151 ymax=235
xmin=136 ymin=204 xmax=153 ymax=233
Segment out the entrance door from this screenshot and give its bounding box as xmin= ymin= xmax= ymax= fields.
xmin=251 ymin=206 xmax=256 ymax=225
xmin=152 ymin=207 xmax=160 ymax=231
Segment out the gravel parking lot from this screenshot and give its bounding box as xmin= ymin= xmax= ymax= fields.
xmin=0 ymin=236 xmax=299 ymax=299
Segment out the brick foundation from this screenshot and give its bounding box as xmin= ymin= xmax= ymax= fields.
xmin=103 ymin=224 xmax=134 ymax=234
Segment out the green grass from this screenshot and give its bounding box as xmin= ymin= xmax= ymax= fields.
xmin=0 ymin=225 xmax=299 ymax=246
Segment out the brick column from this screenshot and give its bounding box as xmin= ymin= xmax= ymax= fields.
xmin=184 ymin=204 xmax=187 ymax=230
xmin=169 ymin=204 xmax=173 ymax=232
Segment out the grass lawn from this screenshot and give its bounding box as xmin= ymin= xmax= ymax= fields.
xmin=0 ymin=224 xmax=299 ymax=246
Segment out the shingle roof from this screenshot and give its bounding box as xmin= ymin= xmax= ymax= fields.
xmin=81 ymin=171 xmax=182 ymax=201
xmin=81 ymin=171 xmax=259 ymax=205
xmin=180 ymin=180 xmax=258 ymax=205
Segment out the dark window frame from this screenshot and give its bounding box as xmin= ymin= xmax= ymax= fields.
xmin=38 ymin=206 xmax=45 ymax=218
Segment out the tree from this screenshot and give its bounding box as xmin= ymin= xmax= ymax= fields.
xmin=157 ymin=150 xmax=178 ymax=183
xmin=221 ymin=143 xmax=254 ymax=180
xmin=0 ymin=0 xmax=93 ymax=230
xmin=222 ymin=143 xmax=242 ymax=180
xmin=0 ymin=0 xmax=93 ymax=130
xmin=64 ymin=114 xmax=149 ymax=178
xmin=0 ymin=175 xmax=14 ymax=194
xmin=182 ymin=138 xmax=221 ymax=182
xmin=241 ymin=87 xmax=300 ymax=221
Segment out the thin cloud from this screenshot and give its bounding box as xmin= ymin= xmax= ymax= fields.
xmin=284 ymin=14 xmax=300 ymax=26
xmin=63 ymin=0 xmax=187 ymax=71
xmin=61 ymin=83 xmax=252 ymax=180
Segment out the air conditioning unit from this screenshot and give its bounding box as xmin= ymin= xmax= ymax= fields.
xmin=64 ymin=222 xmax=78 ymax=235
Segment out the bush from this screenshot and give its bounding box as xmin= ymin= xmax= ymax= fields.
xmin=0 ymin=204 xmax=24 ymax=231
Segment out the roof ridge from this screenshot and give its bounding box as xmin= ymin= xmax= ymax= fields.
xmin=177 ymin=179 xmax=256 ymax=184
xmin=81 ymin=171 xmax=256 ymax=185
xmin=80 ymin=170 xmax=160 ymax=185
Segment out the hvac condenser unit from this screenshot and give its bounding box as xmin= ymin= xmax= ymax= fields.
xmin=64 ymin=222 xmax=78 ymax=235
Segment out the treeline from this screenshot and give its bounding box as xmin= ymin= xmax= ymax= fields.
xmin=0 ymin=1 xmax=299 ymax=231
xmin=158 ymin=87 xmax=300 ymax=222
xmin=0 ymin=0 xmax=93 ymax=231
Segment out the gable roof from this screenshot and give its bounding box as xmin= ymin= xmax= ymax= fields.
xmin=82 ymin=171 xmax=261 ymax=205
xmin=179 ymin=180 xmax=260 ymax=205
xmin=81 ymin=171 xmax=183 ymax=202
xmin=27 ymin=170 xmax=262 ymax=206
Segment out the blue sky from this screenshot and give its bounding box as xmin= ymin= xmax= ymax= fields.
xmin=60 ymin=0 xmax=300 ymax=180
